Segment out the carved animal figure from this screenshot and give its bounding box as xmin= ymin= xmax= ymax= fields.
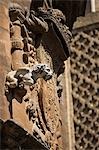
xmin=5 ymin=64 xmax=53 ymax=89
xmin=37 ymin=7 xmax=72 ymax=59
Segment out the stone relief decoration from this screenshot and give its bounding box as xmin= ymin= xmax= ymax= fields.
xmin=5 ymin=64 xmax=53 ymax=90
xmin=5 ymin=1 xmax=71 ymax=149
xmin=37 ymin=7 xmax=72 ymax=59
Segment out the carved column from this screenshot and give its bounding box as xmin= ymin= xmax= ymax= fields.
xmin=10 ymin=21 xmax=24 ymax=70
xmin=62 ymin=59 xmax=75 ymax=150
xmin=0 ymin=0 xmax=11 ymax=120
xmin=6 ymin=3 xmax=34 ymax=132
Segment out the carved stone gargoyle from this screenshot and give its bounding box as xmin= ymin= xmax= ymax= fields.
xmin=5 ymin=64 xmax=53 ymax=92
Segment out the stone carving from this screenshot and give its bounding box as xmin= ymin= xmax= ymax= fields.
xmin=5 ymin=1 xmax=71 ymax=149
xmin=9 ymin=2 xmax=49 ymax=70
xmin=5 ymin=64 xmax=53 ymax=91
xmin=37 ymin=7 xmax=72 ymax=59
xmin=5 ymin=64 xmax=53 ymax=147
xmin=9 ymin=2 xmax=48 ymax=48
xmin=57 ymin=74 xmax=63 ymax=101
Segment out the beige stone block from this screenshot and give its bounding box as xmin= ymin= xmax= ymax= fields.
xmin=0 ymin=29 xmax=10 ymax=45
xmin=0 ymin=2 xmax=9 ymax=17
xmin=0 ymin=65 xmax=10 ymax=120
xmin=0 ymin=40 xmax=11 ymax=67
xmin=0 ymin=41 xmax=11 ymax=120
xmin=12 ymin=99 xmax=33 ymax=133
xmin=0 ymin=0 xmax=9 ymax=6
xmin=11 ymin=50 xmax=24 ymax=70
xmin=0 ymin=14 xmax=9 ymax=30
xmin=10 ymin=0 xmax=31 ymax=8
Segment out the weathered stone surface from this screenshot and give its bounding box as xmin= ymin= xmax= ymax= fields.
xmin=0 ymin=0 xmax=73 ymax=150
xmin=11 ymin=23 xmax=25 ymax=70
xmin=10 ymin=0 xmax=31 ymax=8
xmin=73 ymin=12 xmax=99 ymax=30
xmin=0 ymin=0 xmax=11 ymax=120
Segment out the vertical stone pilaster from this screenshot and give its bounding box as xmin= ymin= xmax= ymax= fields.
xmin=11 ymin=22 xmax=24 ymax=70
xmin=60 ymin=58 xmax=75 ymax=150
xmin=0 ymin=0 xmax=11 ymax=120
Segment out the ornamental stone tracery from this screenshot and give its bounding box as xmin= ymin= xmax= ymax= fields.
xmin=71 ymin=25 xmax=99 ymax=150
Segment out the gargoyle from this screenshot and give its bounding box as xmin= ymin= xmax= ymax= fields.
xmin=37 ymin=7 xmax=72 ymax=59
xmin=5 ymin=64 xmax=53 ymax=91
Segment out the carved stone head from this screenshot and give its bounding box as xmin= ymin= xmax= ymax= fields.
xmin=32 ymin=64 xmax=53 ymax=81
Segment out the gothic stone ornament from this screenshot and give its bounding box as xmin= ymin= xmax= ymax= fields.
xmin=37 ymin=7 xmax=72 ymax=59
xmin=9 ymin=2 xmax=48 ymax=42
xmin=9 ymin=2 xmax=49 ymax=68
xmin=6 ymin=2 xmax=71 ymax=149
xmin=5 ymin=64 xmax=53 ymax=92
xmin=5 ymin=63 xmax=53 ymax=147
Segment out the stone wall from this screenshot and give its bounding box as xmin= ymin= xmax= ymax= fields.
xmin=0 ymin=0 xmax=74 ymax=150
xmin=0 ymin=0 xmax=11 ymax=120
xmin=10 ymin=0 xmax=31 ymax=8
